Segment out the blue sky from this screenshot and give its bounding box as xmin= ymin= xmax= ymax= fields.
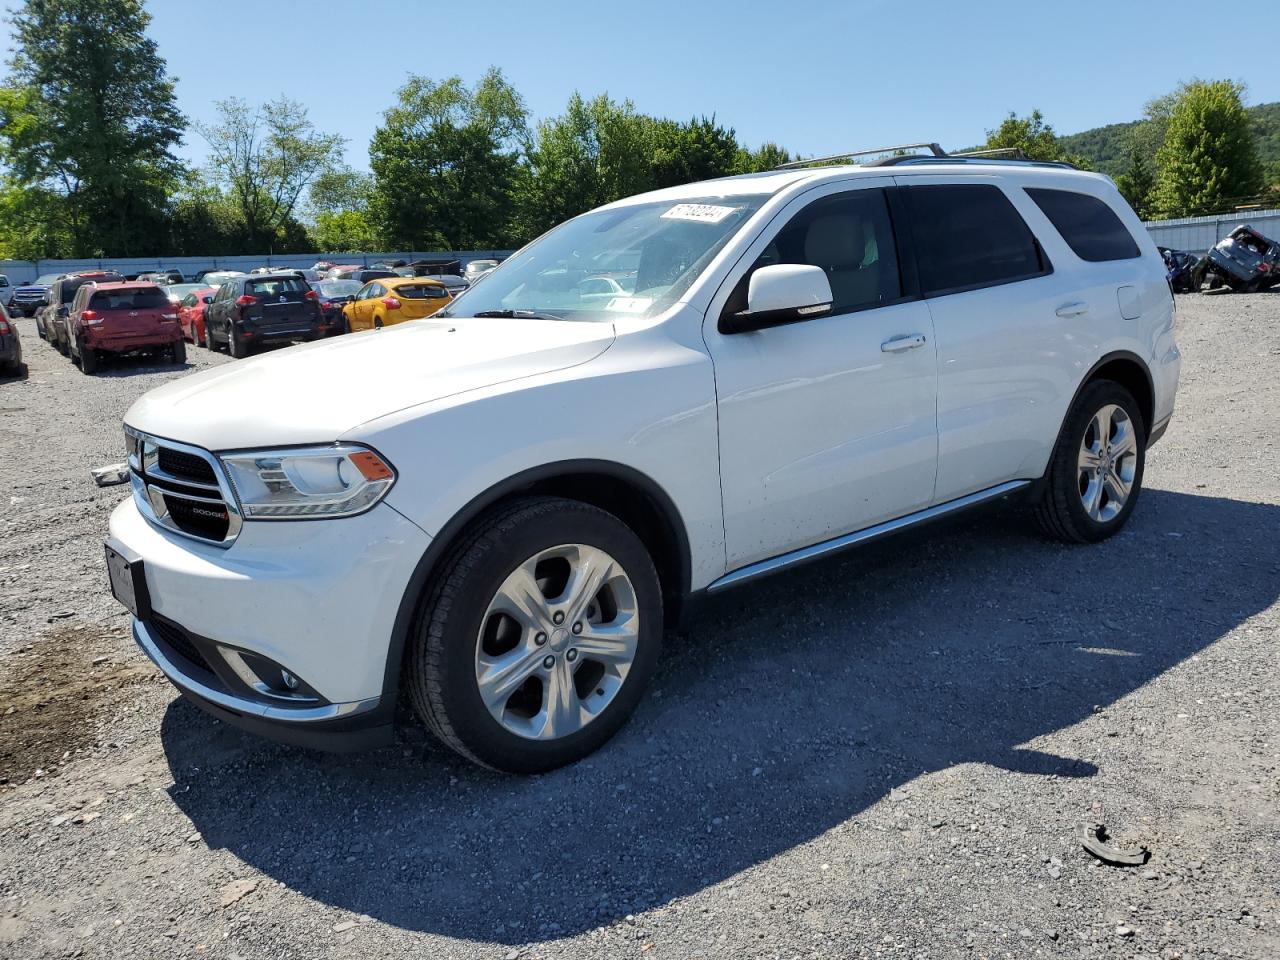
xmin=7 ymin=0 xmax=1279 ymax=171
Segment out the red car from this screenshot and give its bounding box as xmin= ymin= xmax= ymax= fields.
xmin=66 ymin=281 xmax=185 ymax=374
xmin=176 ymin=286 xmax=217 ymax=345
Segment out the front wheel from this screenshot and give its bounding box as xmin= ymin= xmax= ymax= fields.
xmin=1035 ymin=380 xmax=1146 ymax=543
xmin=406 ymin=497 xmax=663 ymax=773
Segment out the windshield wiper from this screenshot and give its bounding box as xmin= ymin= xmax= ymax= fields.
xmin=470 ymin=309 xmax=566 ymax=321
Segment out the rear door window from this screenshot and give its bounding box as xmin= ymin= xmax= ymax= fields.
xmin=903 ymin=184 xmax=1050 ymax=295
xmin=1025 ymin=188 xmax=1141 ymax=262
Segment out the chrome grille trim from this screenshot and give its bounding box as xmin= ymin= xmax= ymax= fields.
xmin=125 ymin=426 xmax=244 ymax=547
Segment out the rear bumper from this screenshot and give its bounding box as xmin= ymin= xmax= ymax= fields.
xmin=84 ymin=328 xmax=183 ymax=351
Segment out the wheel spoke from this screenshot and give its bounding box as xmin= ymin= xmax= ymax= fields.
xmin=1104 ymin=467 xmax=1130 ymax=506
xmin=574 ymin=616 xmax=639 ymax=667
xmin=1110 ymin=423 xmax=1138 ymax=458
xmin=476 ymin=647 xmax=545 ymax=712
xmin=563 ymin=546 xmax=614 ymax=624
xmin=489 ymin=559 xmax=550 ymax=631
xmin=1094 ymin=408 xmax=1113 ymax=449
xmin=1083 ymin=475 xmax=1104 ymax=519
xmin=539 ymin=659 xmax=580 ymax=739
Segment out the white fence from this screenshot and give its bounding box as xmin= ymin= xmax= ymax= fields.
xmin=0 ymin=250 xmax=514 ymax=283
xmin=1143 ymin=209 xmax=1280 ymax=250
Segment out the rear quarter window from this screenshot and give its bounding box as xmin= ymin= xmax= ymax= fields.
xmin=1025 ymin=188 xmax=1141 ymax=262
xmin=903 ymin=184 xmax=1050 ymax=295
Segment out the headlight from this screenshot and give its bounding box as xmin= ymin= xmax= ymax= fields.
xmin=219 ymin=444 xmax=396 ymax=519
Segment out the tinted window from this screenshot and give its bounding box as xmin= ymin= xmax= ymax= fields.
xmin=247 ymin=277 xmax=308 ymax=296
xmin=90 ymin=288 xmax=169 ymax=310
xmin=396 ymin=283 xmax=449 ymax=300
xmin=748 ymin=188 xmax=902 ymax=314
xmin=904 ymin=184 xmax=1048 ymax=295
xmin=1025 ymin=188 xmax=1140 ymax=262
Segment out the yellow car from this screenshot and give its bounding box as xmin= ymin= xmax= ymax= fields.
xmin=341 ymin=276 xmax=452 ymax=332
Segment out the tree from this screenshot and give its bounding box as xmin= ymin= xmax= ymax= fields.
xmin=369 ymin=69 xmax=527 ymax=250
xmin=735 ymin=141 xmax=793 ymax=174
xmin=197 ymin=96 xmax=344 ymax=250
xmin=1150 ymin=80 xmax=1263 ymax=218
xmin=0 ymin=0 xmax=185 ymax=256
xmin=307 ymin=167 xmax=376 ymax=251
xmin=981 ymin=110 xmax=1085 ymax=166
xmin=1115 ymin=139 xmax=1156 ymax=219
xmin=648 ymin=115 xmax=739 ymax=189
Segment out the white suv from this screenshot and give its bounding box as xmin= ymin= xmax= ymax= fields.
xmin=105 ymin=149 xmax=1180 ymax=772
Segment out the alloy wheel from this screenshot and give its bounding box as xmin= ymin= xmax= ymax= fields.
xmin=1077 ymin=403 xmax=1138 ymax=522
xmin=475 ymin=543 xmax=639 ymax=741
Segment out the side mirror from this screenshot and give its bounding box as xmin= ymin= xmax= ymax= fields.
xmin=202 ymin=295 xmax=213 ymax=304
xmin=719 ymin=264 xmax=833 ymax=334
xmin=57 ymin=306 xmax=69 ymax=318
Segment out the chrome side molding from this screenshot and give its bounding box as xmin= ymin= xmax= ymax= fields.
xmin=707 ymin=480 xmax=1032 ymax=593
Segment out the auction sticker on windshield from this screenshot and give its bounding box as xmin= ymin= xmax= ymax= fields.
xmin=661 ymin=203 xmax=737 ymax=224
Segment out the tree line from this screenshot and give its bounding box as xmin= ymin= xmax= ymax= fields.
xmin=1 ymin=0 xmax=1275 ymax=261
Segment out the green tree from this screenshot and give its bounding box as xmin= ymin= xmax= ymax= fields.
xmin=1151 ymin=80 xmax=1263 ymax=218
xmin=981 ymin=110 xmax=1086 ymax=167
xmin=1115 ymin=139 xmax=1156 ymax=219
xmin=0 ymin=0 xmax=185 ymax=256
xmin=648 ymin=115 xmax=739 ymax=188
xmin=734 ymin=141 xmax=793 ymax=174
xmin=197 ymin=96 xmax=345 ymax=250
xmin=306 ymin=167 xmax=375 ymax=251
xmin=369 ymin=69 xmax=527 ymax=250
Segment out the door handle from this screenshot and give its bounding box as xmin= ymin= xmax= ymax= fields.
xmin=1055 ymin=301 xmax=1089 ymax=318
xmin=881 ymin=333 xmax=927 ymax=353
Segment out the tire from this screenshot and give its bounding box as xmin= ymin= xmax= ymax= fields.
xmin=1035 ymin=380 xmax=1146 ymax=544
xmin=228 ymin=324 xmax=248 ymax=359
xmin=204 ymin=319 xmax=216 ymax=352
xmin=79 ymin=340 xmax=99 ymax=375
xmin=406 ymin=496 xmax=663 ymax=774
xmin=170 ymin=339 xmax=186 ymax=365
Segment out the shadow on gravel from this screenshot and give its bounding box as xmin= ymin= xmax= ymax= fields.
xmin=160 ymin=489 xmax=1280 ymax=943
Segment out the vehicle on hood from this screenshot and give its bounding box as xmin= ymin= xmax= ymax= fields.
xmin=341 ymin=276 xmax=451 ymax=332
xmin=11 ymin=273 xmax=62 ymax=323
xmin=106 ymin=146 xmax=1180 ymax=773
xmin=1195 ymin=225 xmax=1280 ymax=292
xmin=201 ymin=272 xmax=327 ymax=357
xmin=66 ymin=281 xmax=185 ymax=374
xmin=311 ymin=278 xmax=363 ymax=333
xmin=1158 ymin=247 xmax=1200 ymax=294
xmin=0 ymin=302 xmax=22 ymax=376
xmin=334 ymin=267 xmax=399 ymax=285
xmin=42 ymin=271 xmax=126 ymax=354
xmin=176 ymin=287 xmax=218 ymax=344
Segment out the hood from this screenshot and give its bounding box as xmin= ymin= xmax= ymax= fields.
xmin=123 ymin=317 xmax=616 ymax=450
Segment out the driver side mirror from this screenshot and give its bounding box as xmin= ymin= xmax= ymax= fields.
xmin=57 ymin=306 xmax=69 ymax=318
xmin=719 ymin=264 xmax=833 ymax=335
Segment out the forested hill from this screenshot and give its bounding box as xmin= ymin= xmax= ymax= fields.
xmin=1059 ymin=101 xmax=1280 ymax=176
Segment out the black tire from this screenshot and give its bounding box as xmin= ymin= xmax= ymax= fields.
xmin=203 ymin=320 xmax=216 ymax=351
xmin=79 ymin=340 xmax=99 ymax=375
xmin=406 ymin=496 xmax=663 ymax=773
xmin=1035 ymin=380 xmax=1146 ymax=544
xmin=170 ymin=339 xmax=186 ymax=365
xmin=228 ymin=324 xmax=248 ymax=359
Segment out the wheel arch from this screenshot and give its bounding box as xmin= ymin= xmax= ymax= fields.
xmin=378 ymin=459 xmax=693 ymax=717
xmin=1079 ymin=351 xmax=1155 ymax=437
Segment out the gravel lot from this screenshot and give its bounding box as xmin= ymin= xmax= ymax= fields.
xmin=1 ymin=295 xmax=1277 ymax=960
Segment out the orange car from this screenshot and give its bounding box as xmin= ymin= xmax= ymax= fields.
xmin=340 ymin=276 xmax=451 ymax=332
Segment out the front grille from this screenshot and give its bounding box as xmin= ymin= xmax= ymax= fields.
xmin=127 ymin=429 xmax=241 ymax=546
xmin=157 ymin=447 xmax=218 ymax=485
xmin=148 ymin=616 xmax=217 ymax=677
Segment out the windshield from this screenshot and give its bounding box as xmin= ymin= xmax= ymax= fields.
xmin=439 ymin=194 xmax=768 ymax=321
xmin=165 ymin=283 xmax=205 ymax=299
xmin=35 ymin=274 xmax=61 ymax=285
xmin=317 ymin=280 xmax=362 ymax=297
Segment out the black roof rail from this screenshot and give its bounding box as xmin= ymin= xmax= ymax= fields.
xmin=776 ymin=143 xmax=1077 ymax=171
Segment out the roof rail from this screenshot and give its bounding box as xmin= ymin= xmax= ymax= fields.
xmin=775 ymin=142 xmax=946 ymax=170
xmin=776 ymin=143 xmax=1078 ymax=171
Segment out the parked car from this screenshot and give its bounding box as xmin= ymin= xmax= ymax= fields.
xmin=137 ymin=270 xmax=185 ymax=284
xmin=202 ymin=272 xmax=326 ymax=357
xmin=397 ymin=270 xmax=468 ymax=297
xmin=12 ymin=273 xmax=63 ymax=324
xmin=162 ymin=283 xmax=209 ymax=306
xmin=0 ymin=302 xmax=22 ymax=376
xmin=0 ymin=274 xmax=9 ymax=297
xmin=106 ymin=153 xmax=1180 ymax=772
xmin=341 ymin=276 xmax=451 ymax=332
xmin=66 ymin=281 xmax=185 ymax=374
xmin=1195 ymin=225 xmax=1280 ymax=292
xmin=1158 ymin=247 xmax=1200 ymax=293
xmin=335 ymin=267 xmax=399 ymax=285
xmin=42 ymin=271 xmax=126 ymax=354
xmin=463 ymin=258 xmax=501 ymax=282
xmin=324 ymin=264 xmax=363 ymax=279
xmin=311 ymin=279 xmax=363 ymax=333
xmin=176 ymin=287 xmax=218 ymax=344
xmin=199 ymin=270 xmax=247 ymax=289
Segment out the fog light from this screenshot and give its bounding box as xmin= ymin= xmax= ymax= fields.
xmin=280 ymin=670 xmax=300 ymax=691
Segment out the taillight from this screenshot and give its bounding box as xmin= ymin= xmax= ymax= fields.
xmin=0 ymin=320 xmax=10 ymax=335
xmin=381 ymin=296 xmax=401 ymax=310
xmin=304 ymin=290 xmax=318 ymax=301
xmin=162 ymin=312 xmax=178 ymax=321
xmin=82 ymin=309 xmax=101 ymax=324
xmin=235 ymin=294 xmax=258 ymax=307
xmin=1259 ymin=262 xmax=1271 ymax=273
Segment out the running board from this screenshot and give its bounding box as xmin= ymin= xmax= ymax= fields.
xmin=706 ymin=480 xmax=1031 ymax=593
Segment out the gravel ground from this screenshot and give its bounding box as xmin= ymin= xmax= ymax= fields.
xmin=0 ymin=296 xmax=1277 ymax=960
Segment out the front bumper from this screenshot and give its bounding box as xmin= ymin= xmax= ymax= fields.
xmin=109 ymin=495 xmax=432 ymax=747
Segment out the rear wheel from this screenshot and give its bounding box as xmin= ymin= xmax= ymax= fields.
xmin=203 ymin=320 xmax=216 ymax=351
xmin=170 ymin=339 xmax=186 ymax=365
xmin=1035 ymin=380 xmax=1145 ymax=543
xmin=228 ymin=324 xmax=248 ymax=359
xmin=79 ymin=339 xmax=99 ymax=375
xmin=407 ymin=497 xmax=663 ymax=773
